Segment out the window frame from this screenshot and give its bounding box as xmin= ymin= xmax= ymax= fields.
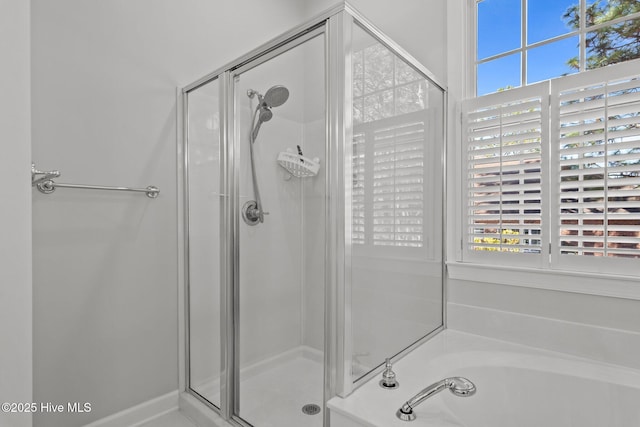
xmin=472 ymin=0 xmax=640 ymax=96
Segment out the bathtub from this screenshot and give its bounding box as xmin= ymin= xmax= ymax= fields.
xmin=328 ymin=330 xmax=640 ymax=427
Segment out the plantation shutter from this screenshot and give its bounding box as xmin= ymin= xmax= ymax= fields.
xmin=461 ymin=61 xmax=640 ymax=274
xmin=552 ymin=62 xmax=640 ymax=267
xmin=372 ymin=118 xmax=425 ymax=247
xmin=352 ymin=111 xmax=427 ymax=249
xmin=462 ymin=82 xmax=548 ymax=266
xmin=352 ymin=131 xmax=366 ymax=246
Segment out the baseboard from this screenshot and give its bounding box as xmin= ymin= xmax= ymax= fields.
xmin=82 ymin=391 xmax=179 ymax=427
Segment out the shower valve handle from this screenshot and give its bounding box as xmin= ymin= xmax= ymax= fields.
xmin=242 ymin=200 xmax=268 ymax=226
xmin=259 ymin=210 xmax=269 ymax=223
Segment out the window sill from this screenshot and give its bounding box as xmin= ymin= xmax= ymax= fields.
xmin=446 ymin=261 xmax=640 ymax=301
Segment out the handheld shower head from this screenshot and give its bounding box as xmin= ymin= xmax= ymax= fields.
xmin=447 ymin=377 xmax=476 ymax=397
xmin=251 ymin=106 xmax=272 ymax=141
xmin=258 ymin=107 xmax=273 ymax=122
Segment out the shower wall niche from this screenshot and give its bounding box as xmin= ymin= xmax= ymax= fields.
xmin=181 ymin=5 xmax=444 ymax=427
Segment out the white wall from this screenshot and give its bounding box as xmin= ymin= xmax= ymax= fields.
xmin=30 ymin=1 xmax=311 ymax=426
xmin=0 ymin=1 xmax=32 ymax=427
xmin=447 ymin=279 xmax=640 ymax=369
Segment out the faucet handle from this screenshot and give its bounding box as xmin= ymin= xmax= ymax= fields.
xmin=379 ymin=357 xmax=399 ymax=389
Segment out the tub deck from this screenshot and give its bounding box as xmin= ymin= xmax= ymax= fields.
xmin=328 ymin=330 xmax=640 ymax=427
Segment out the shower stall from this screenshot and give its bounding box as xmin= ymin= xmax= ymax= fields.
xmin=180 ymin=4 xmax=445 ymax=427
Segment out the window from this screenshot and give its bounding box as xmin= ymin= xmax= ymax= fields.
xmin=463 ymin=60 xmax=640 ymax=275
xmin=475 ymin=0 xmax=640 ymax=96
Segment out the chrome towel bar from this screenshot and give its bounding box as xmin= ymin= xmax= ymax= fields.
xmin=31 ymin=163 xmax=159 ymax=199
xmin=35 ymin=179 xmax=160 ymax=199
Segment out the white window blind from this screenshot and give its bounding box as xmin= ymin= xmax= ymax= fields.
xmin=372 ymin=118 xmax=425 ymax=247
xmin=462 ymin=82 xmax=548 ymax=265
xmin=462 ymin=60 xmax=640 ymax=274
xmin=553 ymin=63 xmax=640 ymax=264
xmin=352 ymin=132 xmax=366 ymax=246
xmin=352 ymin=112 xmax=427 ymax=248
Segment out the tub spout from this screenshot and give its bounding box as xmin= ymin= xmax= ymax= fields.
xmin=396 ymin=377 xmax=476 ymax=421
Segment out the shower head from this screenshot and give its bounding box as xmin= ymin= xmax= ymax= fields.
xmin=248 ymin=85 xmax=289 ymax=142
xmin=262 ymin=85 xmax=289 ymax=108
xmin=251 ymin=103 xmax=273 ymax=140
xmin=247 ymin=85 xmax=289 ymax=109
xmin=258 ymin=106 xmax=273 ymax=122
xmin=251 ymin=109 xmax=271 ymax=141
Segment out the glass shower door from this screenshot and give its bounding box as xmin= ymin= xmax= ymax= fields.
xmin=232 ymin=32 xmax=326 ymax=427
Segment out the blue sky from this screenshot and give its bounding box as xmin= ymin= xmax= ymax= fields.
xmin=477 ymin=0 xmax=582 ymax=95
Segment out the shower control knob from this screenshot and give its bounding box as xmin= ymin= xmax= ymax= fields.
xmin=242 ymin=200 xmax=261 ymax=226
xmin=242 ymin=200 xmax=269 ymax=225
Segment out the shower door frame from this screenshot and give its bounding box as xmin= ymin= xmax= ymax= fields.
xmin=179 ymin=3 xmax=447 ymax=426
xmin=181 ymin=9 xmax=342 ymax=427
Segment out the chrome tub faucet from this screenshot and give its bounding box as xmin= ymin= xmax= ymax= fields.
xmin=396 ymin=377 xmax=476 ymax=421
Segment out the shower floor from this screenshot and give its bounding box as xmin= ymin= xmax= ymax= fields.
xmin=239 ymin=349 xmax=324 ymax=427
xmin=194 ymin=346 xmax=324 ymax=427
